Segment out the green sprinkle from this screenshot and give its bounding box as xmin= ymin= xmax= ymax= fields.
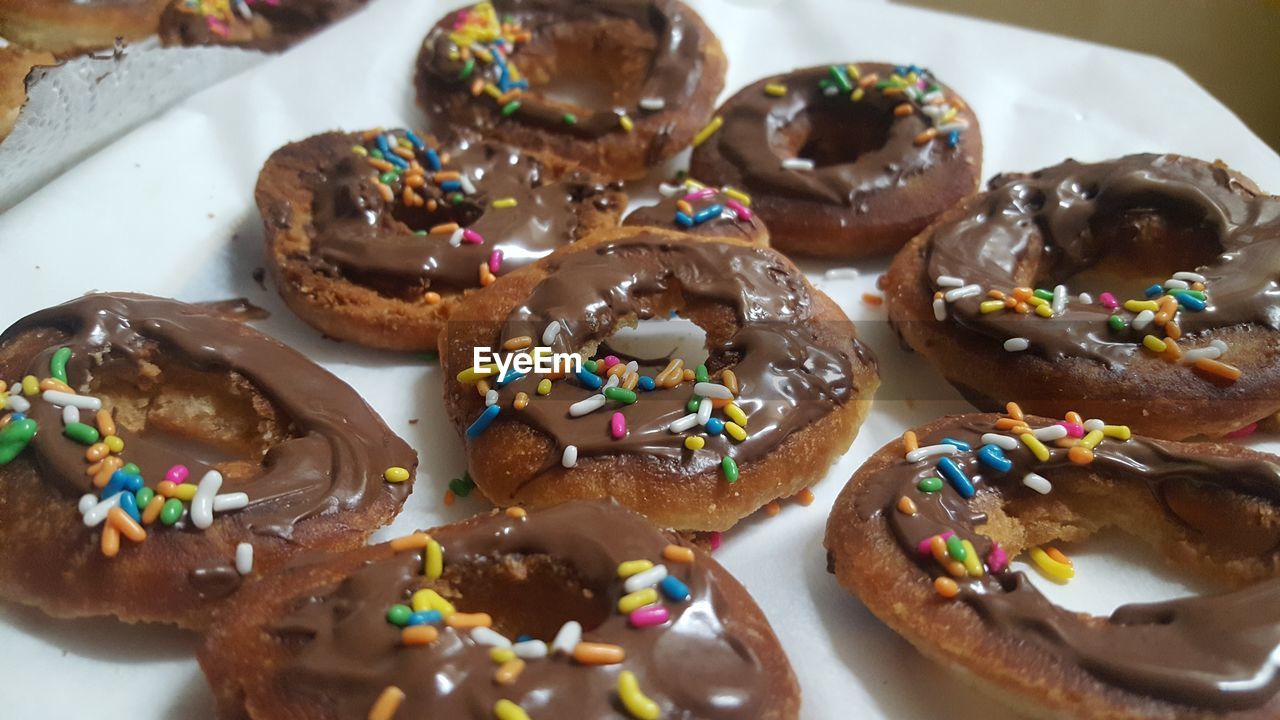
xmin=370 ymin=149 xmax=385 ymax=160
xmin=875 ymin=79 xmax=895 ymax=90
xmin=450 ymin=193 xmax=465 ymax=204
xmin=160 ymin=498 xmax=184 ymax=526
xmin=687 ymin=396 xmax=702 ymax=413
xmin=379 ymin=171 xmax=398 ymax=184
xmin=721 ymin=456 xmax=739 ymax=484
xmin=63 ymin=422 xmax=99 ymax=445
xmin=829 ymin=65 xmax=852 ymax=92
xmin=135 ymin=487 xmax=155 ymax=510
xmin=917 ymin=477 xmax=943 ymax=493
xmin=562 ymin=113 xmax=577 ymax=125
xmin=695 ymin=364 xmax=709 ymax=383
xmin=584 ymin=359 xmax=598 ymax=373
xmin=122 ymin=463 xmax=141 ymax=476
xmin=459 ymin=58 xmax=476 ymax=79
xmin=1167 ymin=289 xmax=1207 ymax=300
xmin=449 ymin=476 xmax=475 ymax=497
xmin=50 ymin=347 xmax=71 ymax=384
xmin=1108 ymin=315 xmax=1127 ymax=332
xmin=387 ymin=603 xmax=413 ymax=627
xmin=604 ymin=387 xmax=637 ymax=404
xmin=501 ymin=101 xmax=521 ymax=116
xmin=946 ymin=535 xmax=968 ymax=561
xmin=0 ymin=418 xmax=38 ymax=464
xmin=1033 ymin=289 xmax=1054 ymax=301
xmin=414 ymin=230 xmax=428 ymax=236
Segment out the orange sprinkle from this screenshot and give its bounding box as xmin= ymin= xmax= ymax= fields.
xmin=573 ymin=642 xmax=625 ymax=665
xmin=861 ymin=293 xmax=884 ymax=306
xmin=107 ymin=507 xmax=146 ymax=543
xmin=1194 ymin=358 xmax=1241 ymax=383
xmin=1014 ymin=302 xmax=1030 ymax=314
xmin=93 ymin=456 xmax=123 ymax=488
xmin=513 ymin=392 xmax=529 ymax=411
xmin=406 ymin=174 xmax=427 ymax=188
xmin=902 ymin=430 xmax=919 ymax=453
xmin=883 ymin=86 xmax=905 ymax=97
xmin=368 ymin=686 xmax=405 ymax=720
xmin=361 ymin=127 xmax=385 ymax=141
xmin=389 ymin=532 xmax=433 ymax=552
xmin=1046 ymin=547 xmax=1074 ymax=566
xmin=1054 ymin=438 xmax=1077 ymax=449
xmin=676 ymin=199 xmax=693 ymax=215
xmin=722 ymin=369 xmax=739 ymax=396
xmin=503 ymin=336 xmax=533 ymax=351
xmin=367 ymin=158 xmax=394 ymax=172
xmin=945 ymin=560 xmax=967 ymax=578
xmin=38 ymin=377 xmax=74 ymax=394
xmin=1012 ymin=287 xmax=1033 ymax=301
xmin=443 ymin=489 xmax=456 ymax=506
xmin=392 ymin=146 xmax=415 ymax=160
xmin=795 ymin=488 xmax=816 ymax=506
xmin=1191 ymin=281 xmax=1205 ymax=291
xmin=100 ymin=523 xmax=121 ymax=558
xmin=1162 ymin=338 xmax=1182 ymax=361
xmin=897 ymin=496 xmax=918 ymax=515
xmin=858 ymin=73 xmax=880 ymax=89
xmin=402 ymin=625 xmax=439 ymax=646
xmin=607 ymin=363 xmax=628 ymax=379
xmin=427 ymin=199 xmax=439 ymax=212
xmin=929 ymin=535 xmax=949 ymax=564
xmin=429 ymin=222 xmax=460 ymax=235
xmin=1064 ymin=411 xmax=1082 ymax=425
xmin=424 ymin=291 xmax=442 ymax=305
xmin=1166 ymin=321 xmax=1182 ymax=340
xmin=433 ymin=171 xmax=461 ymax=182
xmin=85 ymin=442 xmax=109 ymax=462
xmin=934 ymin=576 xmax=960 ymax=599
xmin=495 ymin=658 xmax=526 ymax=685
xmin=446 ymin=612 xmax=492 ymax=629
xmin=933 ymin=291 xmax=944 ymax=300
xmin=914 ymin=127 xmax=938 ymax=145
xmin=764 ymin=501 xmax=781 ymax=517
xmin=475 ymin=379 xmax=491 ymax=397
xmin=506 ymin=507 xmax=527 ymax=518
xmin=1003 ymin=297 xmax=1018 ymax=309
xmin=480 ymin=263 xmax=496 ymax=287
xmin=471 ymin=78 xmax=485 ymax=96
xmin=375 ymin=183 xmax=394 ymax=203
xmin=156 ymin=479 xmax=176 ymax=497
xmin=986 ymin=289 xmax=1006 ymax=300
xmin=141 ymin=495 xmax=165 ymax=525
xmin=1067 ymin=446 xmax=1094 ymax=465
xmin=622 ymin=372 xmax=639 ymax=391
xmin=995 ymin=417 xmax=1023 ymax=430
xmin=682 ymin=368 xmax=695 ymax=382
xmin=402 ymin=187 xmax=421 ymax=206
xmin=894 ymin=103 xmax=914 ymax=117
xmin=1006 ymin=402 xmax=1025 ymax=421
xmin=662 ymin=544 xmax=695 ymax=564
xmin=95 ymin=410 xmax=116 ymax=438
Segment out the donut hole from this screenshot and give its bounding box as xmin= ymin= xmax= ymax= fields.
xmin=602 ymin=316 xmax=710 ymax=368
xmin=775 ymin=102 xmax=894 ymax=168
xmin=434 ymin=553 xmax=610 ymax=639
xmin=511 ymin=17 xmax=656 ymax=111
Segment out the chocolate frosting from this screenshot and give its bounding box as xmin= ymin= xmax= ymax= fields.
xmin=487 ymin=236 xmax=872 ymax=472
xmin=274 ymin=501 xmax=786 ymax=718
xmin=852 ymin=414 xmax=1280 ymax=710
xmin=623 ymin=184 xmax=766 ymax=243
xmin=159 ymin=0 xmax=367 ymax=51
xmin=2 ymin=293 xmax=415 ymax=538
xmin=278 ymin=131 xmax=616 ymax=296
xmin=926 ymin=154 xmax=1280 ymax=365
xmin=700 ymin=64 xmax=979 ymax=207
xmin=418 ymin=0 xmax=707 ymax=139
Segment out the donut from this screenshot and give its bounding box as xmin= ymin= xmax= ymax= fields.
xmin=256 ymin=128 xmax=625 ymax=351
xmin=884 ymin=154 xmax=1280 ymax=440
xmin=623 ymin=177 xmax=769 ymax=245
xmin=438 ymin=226 xmax=879 ymax=531
xmin=415 ymin=0 xmax=727 ymax=180
xmin=200 ymin=500 xmax=799 ymax=719
xmin=0 ymin=293 xmax=417 ymax=628
xmin=0 ymin=45 xmax=54 ymax=140
xmin=825 ymin=407 xmax=1280 ymax=718
xmin=0 ymin=0 xmax=169 ymax=55
xmin=689 ymin=63 xmax=982 ymax=258
xmin=158 ymin=0 xmax=368 ymax=51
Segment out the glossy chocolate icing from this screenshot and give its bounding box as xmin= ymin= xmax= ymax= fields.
xmin=2 ymin=293 xmax=414 ymax=538
xmin=419 ymin=0 xmax=707 ymax=139
xmin=926 ymin=154 xmax=1280 ymax=366
xmin=159 ymin=0 xmax=367 ymax=51
xmin=280 ymin=131 xmax=617 ymax=296
xmin=852 ymin=414 xmax=1280 ymax=710
xmin=274 ymin=501 xmax=787 ymax=718
xmin=699 ymin=64 xmax=979 ymax=207
xmin=488 ymin=236 xmax=872 ymax=472
xmin=624 ymin=184 xmax=766 ymax=243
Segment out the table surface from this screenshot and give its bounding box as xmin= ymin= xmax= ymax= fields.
xmin=1 ymin=0 xmax=1277 ymax=718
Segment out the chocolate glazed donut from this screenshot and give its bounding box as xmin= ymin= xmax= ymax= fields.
xmin=885 ymin=154 xmax=1280 ymax=440
xmin=624 ymin=178 xmax=769 ymax=246
xmin=439 ymin=226 xmax=879 ymax=531
xmin=199 ymin=501 xmax=800 ymax=719
xmin=0 ymin=294 xmax=416 ymax=628
xmin=256 ymin=129 xmax=624 ymax=351
xmin=158 ymin=0 xmax=369 ymax=51
xmin=826 ymin=411 xmax=1280 ymax=718
xmin=0 ymin=0 xmax=169 ymax=54
xmin=691 ymin=63 xmax=982 ymax=259
xmin=415 ymin=0 xmax=727 ymax=180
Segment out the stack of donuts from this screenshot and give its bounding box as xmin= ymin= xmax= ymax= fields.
xmin=3 ymin=1 xmax=1280 ymax=719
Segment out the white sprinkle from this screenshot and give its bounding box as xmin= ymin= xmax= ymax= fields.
xmin=1163 ymin=278 xmax=1189 ymax=290
xmin=921 ymin=105 xmax=945 ymax=118
xmin=624 ymin=564 xmax=668 ymax=593
xmin=212 ymin=492 xmax=249 ymax=512
xmin=551 ymin=620 xmax=582 ymax=655
xmin=190 ymin=470 xmax=223 ymax=530
xmin=822 ymin=84 xmax=838 ymax=96
xmin=471 ymin=627 xmax=511 ymax=648
xmin=936 ymin=120 xmax=970 ymax=132
xmin=1023 ymin=473 xmax=1053 ymax=494
xmin=921 ymin=91 xmax=944 ymax=104
xmin=668 ymin=413 xmax=699 ymax=433
xmin=625 ymin=360 xmax=638 ymax=374
xmin=932 ymin=297 xmax=947 ymax=321
xmin=782 ymin=158 xmax=815 ymax=171
xmin=541 ymin=321 xmax=562 ymax=346
xmin=1033 ymin=424 xmax=1068 ymax=441
xmin=1083 ymin=419 xmax=1105 ymax=432
xmin=639 ymin=97 xmax=666 ymax=111
xmin=449 ymin=227 xmax=465 ymax=247
xmin=904 ymin=85 xmax=922 ymax=102
xmin=42 ymin=390 xmax=100 ymax=410
xmin=980 ymin=433 xmax=1019 ymax=451
xmin=905 ymin=444 xmax=959 ymax=463
xmin=1078 ymin=292 xmax=1093 ymax=304
xmin=693 ymin=382 xmax=733 ymax=400
xmin=1173 ymin=271 xmax=1206 ymax=283
xmin=658 ymin=182 xmax=681 ymax=197
xmin=943 ymin=284 xmax=982 ymax=302
xmin=5 ymin=395 xmax=29 ymax=413
xmin=1132 ymin=309 xmax=1155 ymax=330
xmin=695 ymin=397 xmax=713 ymax=425
xmin=513 ymin=639 xmax=548 ymax=659
xmin=561 ymin=445 xmax=578 ymax=468
xmin=235 ymin=543 xmax=254 ymax=575
xmin=459 ymin=174 xmax=477 ymax=195
xmin=1003 ymin=338 xmax=1030 ymax=352
xmin=78 ymin=493 xmax=97 ymax=514
xmin=1180 ymin=346 xmax=1222 ymax=363
xmin=82 ymin=494 xmax=122 ymax=527
xmin=62 ymin=404 xmax=80 ymax=426
xmin=1051 ymin=285 xmax=1067 ymax=315
xmin=824 ymin=268 xmax=860 ymax=280
xmin=1211 ymin=339 xmax=1229 ymax=352
xmin=604 ymin=374 xmax=620 ymax=389
xmin=8 ymin=382 xmax=19 ymax=396
xmin=568 ymin=394 xmax=606 ymax=417
xmin=935 ymin=275 xmax=965 ymax=288
xmin=485 ymin=389 xmax=499 ymax=406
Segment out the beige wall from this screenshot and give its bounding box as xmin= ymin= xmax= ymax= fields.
xmin=895 ymin=0 xmax=1280 ymax=151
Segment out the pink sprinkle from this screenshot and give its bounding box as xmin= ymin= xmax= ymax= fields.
xmin=602 ymin=355 xmax=620 ymax=370
xmin=206 ymin=17 xmax=229 ymax=37
xmin=462 ymin=229 xmax=484 ymax=244
xmin=683 ymin=189 xmax=715 ymax=202
xmin=725 ymin=199 xmax=753 ymax=221
xmin=629 ymin=605 xmax=670 ymax=628
xmin=1099 ymin=292 xmax=1118 ymax=310
xmin=916 ymin=530 xmax=954 ymax=556
xmin=488 ymin=249 xmax=503 ymax=274
xmin=165 ymin=464 xmax=190 ymax=485
xmin=987 ymin=542 xmax=1008 ymax=573
xmin=708 ymin=531 xmax=722 ymax=550
xmin=610 ymin=412 xmax=627 ymax=439
xmin=1225 ymin=422 xmax=1258 ymax=439
xmin=1059 ymin=421 xmax=1084 ymax=438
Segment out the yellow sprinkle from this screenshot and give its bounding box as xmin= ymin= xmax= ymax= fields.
xmin=490 ymin=647 xmax=516 ymax=663
xmin=691 ymin=116 xmax=723 ymax=147
xmin=722 ymin=187 xmax=751 ymax=206
xmin=351 ymin=145 xmax=368 ymax=157
xmin=494 ymin=699 xmax=531 ymax=720
xmin=1019 ymin=433 xmax=1051 ymax=461
xmin=1142 ymin=335 xmax=1167 ymax=353
xmin=103 ymin=435 xmax=125 ymax=454
xmin=961 ymin=539 xmax=983 ymax=577
xmin=457 ymin=364 xmax=499 ymax=384
xmin=492 ymin=197 xmax=518 ymax=209
xmin=684 ymin=436 xmax=705 ymax=450
xmin=1124 ymin=299 xmax=1159 ymax=313
xmin=618 ymin=588 xmax=659 ymax=614
xmin=1025 ymin=295 xmax=1048 ymax=307
xmin=173 ymin=484 xmax=197 ymax=502
xmin=20 ymin=375 xmax=38 ymax=397
xmin=724 ymin=421 xmax=747 ymax=442
xmin=941 ymin=107 xmax=958 ymax=123
xmin=1029 ymin=546 xmax=1075 ymax=583
xmin=484 ymin=83 xmax=501 ymax=98
xmin=764 ymin=83 xmax=787 ymax=96
xmin=1102 ymin=424 xmax=1131 ymax=440
xmin=1034 ymin=304 xmax=1054 ymax=318
xmin=425 ymin=539 xmax=444 ymax=580
xmin=411 ymin=589 xmax=455 ymax=617
xmin=850 ymin=87 xmax=865 ymax=102
xmin=617 ymin=560 xmax=653 ymax=578
xmin=846 ymin=63 xmax=861 ymax=80
xmin=724 ymin=403 xmax=748 ymax=427
xmin=390 ymin=532 xmax=432 ymax=551
xmin=536 ymin=378 xmax=552 ymax=395
xmin=494 ymin=658 xmax=525 ymax=685
xmin=617 ymin=671 xmax=661 ymax=720
xmin=619 ymin=114 xmax=634 ymax=132
xmin=979 ymin=300 xmax=1005 ymax=314
xmin=368 ymin=686 xmax=405 ymax=720
xmin=384 ymin=466 xmax=410 ymax=483
xmin=1079 ymin=429 xmax=1104 ymax=450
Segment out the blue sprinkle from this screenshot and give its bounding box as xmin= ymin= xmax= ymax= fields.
xmin=693 ymin=204 xmax=723 ymax=224
xmin=102 ymin=469 xmax=139 ymax=499
xmin=637 ymin=376 xmax=656 ymax=392
xmin=946 ymin=130 xmax=959 ymax=148
xmin=466 ymin=405 xmax=501 ymax=438
xmin=705 ymin=417 xmax=724 ymax=435
xmin=376 ymin=134 xmax=391 ymax=157
xmin=407 ymin=610 xmax=443 ymax=626
xmin=516 ymin=634 xmax=533 ymax=643
xmin=674 ymin=211 xmax=693 ymax=227
xmin=405 ymin=130 xmax=425 ymax=150
xmin=659 ymin=575 xmax=690 ymax=602
xmin=976 ymin=444 xmax=1013 ymax=473
xmin=117 ymin=490 xmax=140 ymax=522
xmin=1144 ymin=284 xmax=1164 ymax=298
xmin=496 ymin=370 xmax=525 ymax=388
xmin=9 ymin=413 xmax=23 ymax=421
xmin=385 ymin=153 xmax=408 ymax=170
xmin=940 ymin=437 xmax=971 ymax=452
xmin=440 ymin=180 xmax=462 ymax=192
xmin=1176 ymin=293 xmax=1207 ymax=311
xmin=425 ymin=148 xmax=442 ymax=171
xmin=936 ymin=456 xmax=975 ymax=499
xmin=575 ymin=368 xmax=603 ymax=390
xmin=511 ymin=79 xmax=529 ymax=90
